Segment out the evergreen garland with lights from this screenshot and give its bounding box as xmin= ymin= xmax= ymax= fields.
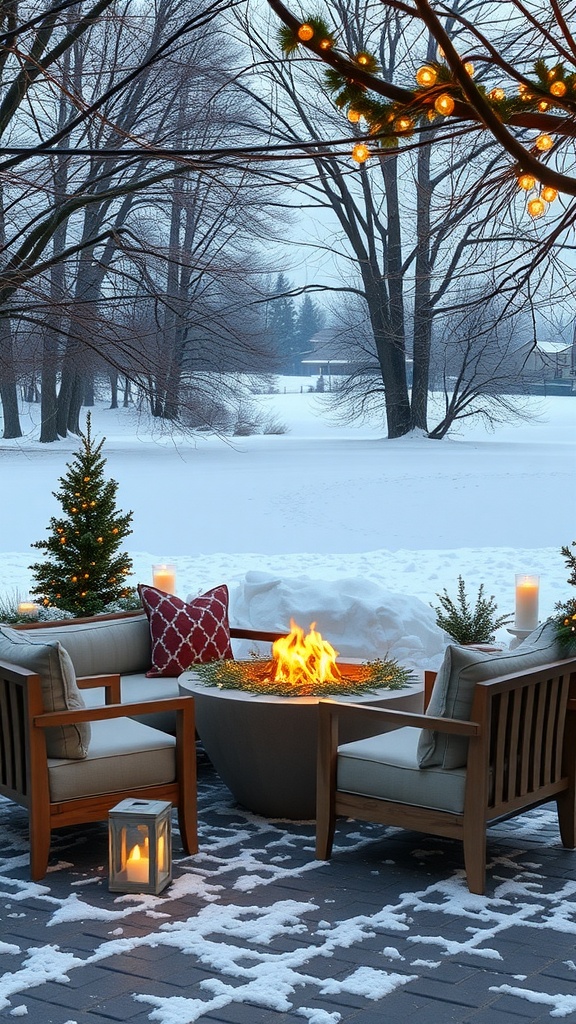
xmin=29 ymin=413 xmax=135 ymax=617
xmin=275 ymin=10 xmax=574 ymax=218
xmin=556 ymin=541 xmax=576 ymax=653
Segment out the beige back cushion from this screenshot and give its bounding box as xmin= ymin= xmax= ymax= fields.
xmin=23 ymin=614 xmax=151 ymax=677
xmin=0 ymin=626 xmax=89 ymax=758
xmin=418 ymin=620 xmax=562 ymax=769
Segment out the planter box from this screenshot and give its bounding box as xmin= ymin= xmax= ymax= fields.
xmin=179 ymin=666 xmax=424 ymax=820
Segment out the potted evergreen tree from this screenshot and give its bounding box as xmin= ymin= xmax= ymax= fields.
xmin=29 ymin=413 xmax=136 ymax=617
xmin=433 ymin=576 xmax=512 ymax=645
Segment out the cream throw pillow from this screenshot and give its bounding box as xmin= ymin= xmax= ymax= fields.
xmin=0 ymin=626 xmax=90 ymax=758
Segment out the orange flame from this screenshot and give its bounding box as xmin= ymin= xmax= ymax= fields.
xmin=272 ymin=619 xmax=342 ymax=689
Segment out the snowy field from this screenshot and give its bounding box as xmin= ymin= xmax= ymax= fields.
xmin=1 ymin=382 xmax=575 ymax=665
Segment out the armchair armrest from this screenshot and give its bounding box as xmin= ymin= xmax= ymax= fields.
xmin=76 ymin=674 xmax=121 ymax=705
xmin=33 ymin=694 xmax=194 ymax=729
xmin=230 ymin=627 xmax=284 ymax=643
xmin=318 ymin=698 xmax=480 ymax=737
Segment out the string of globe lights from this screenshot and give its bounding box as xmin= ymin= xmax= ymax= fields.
xmin=275 ymin=9 xmax=576 ymax=222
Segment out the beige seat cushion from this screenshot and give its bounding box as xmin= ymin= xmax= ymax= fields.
xmin=0 ymin=626 xmax=89 ymax=758
xmin=337 ymin=727 xmax=467 ymax=814
xmin=48 ymin=718 xmax=176 ymax=802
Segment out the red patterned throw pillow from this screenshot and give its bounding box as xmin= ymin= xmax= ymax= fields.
xmin=138 ymin=583 xmax=234 ymax=677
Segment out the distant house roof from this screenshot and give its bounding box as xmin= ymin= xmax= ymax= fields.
xmin=301 ymin=330 xmax=358 ymax=366
xmin=537 ymin=341 xmax=573 ymax=354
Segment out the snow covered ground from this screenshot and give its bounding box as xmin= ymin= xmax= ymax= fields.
xmin=1 ymin=382 xmax=575 ymax=664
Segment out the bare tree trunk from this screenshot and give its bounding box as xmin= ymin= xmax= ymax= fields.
xmin=411 ymin=142 xmax=433 ymax=431
xmin=381 ymin=156 xmax=411 ymax=437
xmin=109 ymin=370 xmax=118 ymax=408
xmin=0 ymin=316 xmax=22 ymax=438
xmin=56 ymin=357 xmax=76 ymax=436
xmin=0 ymin=180 xmax=21 ymax=438
xmin=69 ymin=373 xmax=85 ymax=433
xmin=40 ymin=327 xmax=59 ymax=442
xmin=84 ymin=376 xmax=95 ymax=406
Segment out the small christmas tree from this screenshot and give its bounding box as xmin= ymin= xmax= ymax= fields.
xmin=30 ymin=413 xmax=135 ymax=616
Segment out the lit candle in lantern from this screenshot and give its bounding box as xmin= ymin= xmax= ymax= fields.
xmin=17 ymin=601 xmax=39 ymax=619
xmin=125 ymin=842 xmax=149 ymax=885
xmin=152 ymin=564 xmax=176 ymax=594
xmin=515 ymin=574 xmax=539 ymax=631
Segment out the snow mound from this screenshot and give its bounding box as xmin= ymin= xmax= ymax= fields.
xmin=230 ymin=571 xmax=446 ymax=670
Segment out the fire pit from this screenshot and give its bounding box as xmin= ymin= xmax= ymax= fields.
xmin=192 ymin=619 xmax=413 ymax=697
xmin=179 ymin=621 xmax=423 ymax=819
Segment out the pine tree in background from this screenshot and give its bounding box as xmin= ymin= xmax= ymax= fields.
xmin=294 ymin=295 xmax=325 ymax=371
xmin=29 ymin=413 xmax=135 ymax=616
xmin=268 ymin=273 xmax=297 ymax=373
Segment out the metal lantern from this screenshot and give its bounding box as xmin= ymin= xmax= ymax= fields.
xmin=108 ymin=798 xmax=172 ymax=894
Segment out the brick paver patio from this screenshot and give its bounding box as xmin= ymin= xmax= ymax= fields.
xmin=1 ymin=747 xmax=576 ymax=1024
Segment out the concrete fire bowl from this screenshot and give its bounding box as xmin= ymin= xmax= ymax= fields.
xmin=179 ymin=665 xmax=424 ymax=820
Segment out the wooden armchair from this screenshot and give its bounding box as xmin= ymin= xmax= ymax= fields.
xmin=0 ymin=659 xmax=197 ymax=880
xmin=316 ymin=657 xmax=576 ymax=894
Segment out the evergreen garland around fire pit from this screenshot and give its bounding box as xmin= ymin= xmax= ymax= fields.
xmin=191 ymin=655 xmax=413 ymax=698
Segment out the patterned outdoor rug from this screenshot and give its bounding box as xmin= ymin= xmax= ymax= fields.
xmin=1 ymin=749 xmax=576 ymax=1023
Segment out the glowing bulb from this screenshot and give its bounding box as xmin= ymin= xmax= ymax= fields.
xmin=463 ymin=61 xmax=475 ymax=76
xmin=394 ymin=116 xmax=414 ymax=132
xmin=319 ymin=37 xmax=332 ymax=50
xmin=527 ymin=196 xmax=546 ymax=218
xmin=415 ymin=65 xmax=437 ymax=87
xmin=427 ymin=108 xmax=437 ymax=121
xmin=550 ymin=80 xmax=567 ymax=97
xmin=347 ymin=109 xmax=361 ymax=123
xmin=541 ymin=186 xmax=558 ymax=202
xmin=355 ymin=52 xmax=370 ymax=65
xmin=297 ymin=23 xmax=314 ymax=42
xmin=434 ymin=93 xmax=455 ymax=115
xmin=517 ymin=173 xmax=536 ymax=190
xmin=489 ymin=88 xmax=505 ymax=101
xmin=538 ymin=100 xmax=550 ymax=111
xmin=535 ymin=133 xmax=554 ymax=151
xmin=352 ymin=143 xmax=370 ymax=163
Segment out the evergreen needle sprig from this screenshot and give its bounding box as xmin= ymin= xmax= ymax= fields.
xmin=555 ymin=541 xmax=576 ymax=652
xmin=191 ymin=656 xmax=413 ymax=698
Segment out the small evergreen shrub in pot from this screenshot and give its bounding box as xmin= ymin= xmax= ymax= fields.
xmin=433 ymin=575 xmax=512 ymax=645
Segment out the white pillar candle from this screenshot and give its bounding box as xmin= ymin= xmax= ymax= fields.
xmin=515 ymin=574 xmax=539 ymax=631
xmin=152 ymin=564 xmax=176 ymax=594
xmin=125 ymin=843 xmax=149 ymax=884
xmin=17 ymin=601 xmax=39 ymax=619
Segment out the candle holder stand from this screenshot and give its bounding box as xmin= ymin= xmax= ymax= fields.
xmin=507 ymin=625 xmax=538 ymax=650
